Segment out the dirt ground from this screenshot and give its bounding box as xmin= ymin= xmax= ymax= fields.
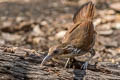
xmin=0 ymin=0 xmax=120 ymax=68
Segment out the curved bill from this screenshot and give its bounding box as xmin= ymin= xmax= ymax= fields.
xmin=40 ymin=54 xmax=52 ymax=66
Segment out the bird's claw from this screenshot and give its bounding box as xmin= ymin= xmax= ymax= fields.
xmin=81 ymin=62 xmax=88 ymax=70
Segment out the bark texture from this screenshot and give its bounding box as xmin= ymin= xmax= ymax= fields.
xmin=0 ymin=47 xmax=120 ymax=80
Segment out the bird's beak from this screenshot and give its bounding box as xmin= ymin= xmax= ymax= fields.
xmin=40 ymin=54 xmax=52 ymax=66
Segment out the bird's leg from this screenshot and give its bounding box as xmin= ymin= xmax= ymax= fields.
xmin=81 ymin=49 xmax=95 ymax=70
xmin=64 ymin=58 xmax=75 ymax=68
xmin=64 ymin=58 xmax=71 ymax=68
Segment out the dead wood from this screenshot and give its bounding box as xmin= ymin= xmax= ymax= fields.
xmin=0 ymin=47 xmax=120 ymax=80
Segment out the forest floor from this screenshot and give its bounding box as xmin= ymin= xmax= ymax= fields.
xmin=0 ymin=0 xmax=120 ymax=79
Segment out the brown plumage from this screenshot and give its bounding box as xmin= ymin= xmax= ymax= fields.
xmin=62 ymin=21 xmax=96 ymax=51
xmin=41 ymin=1 xmax=96 ymax=69
xmin=73 ymin=1 xmax=95 ymax=23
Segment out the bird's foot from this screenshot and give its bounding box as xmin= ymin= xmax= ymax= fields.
xmin=81 ymin=62 xmax=88 ymax=70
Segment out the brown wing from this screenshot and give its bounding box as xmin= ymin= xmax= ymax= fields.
xmin=62 ymin=22 xmax=81 ymax=41
xmin=62 ymin=21 xmax=95 ymax=51
xmin=73 ymin=1 xmax=95 ymax=23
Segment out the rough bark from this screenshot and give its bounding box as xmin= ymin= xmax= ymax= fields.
xmin=0 ymin=47 xmax=120 ymax=80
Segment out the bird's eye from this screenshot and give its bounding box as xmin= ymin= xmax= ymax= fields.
xmin=53 ymin=50 xmax=58 ymax=54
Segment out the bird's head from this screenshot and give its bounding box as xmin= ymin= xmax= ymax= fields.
xmin=40 ymin=45 xmax=65 ymax=66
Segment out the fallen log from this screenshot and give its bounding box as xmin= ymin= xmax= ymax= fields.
xmin=0 ymin=47 xmax=120 ymax=80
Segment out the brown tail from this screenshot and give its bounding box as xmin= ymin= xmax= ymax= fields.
xmin=73 ymin=1 xmax=95 ymax=23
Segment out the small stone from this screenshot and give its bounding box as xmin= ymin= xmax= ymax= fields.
xmin=32 ymin=37 xmax=41 ymax=44
xmin=110 ymin=2 xmax=120 ymax=11
xmin=107 ymin=49 xmax=118 ymax=56
xmin=3 ymin=21 xmax=12 ymax=27
xmin=104 ymin=15 xmax=115 ymax=22
xmin=0 ymin=39 xmax=5 ymax=45
xmin=99 ymin=23 xmax=111 ymax=30
xmin=32 ymin=25 xmax=44 ymax=36
xmin=0 ymin=16 xmax=7 ymax=21
xmin=24 ymin=0 xmax=30 ymax=2
xmin=98 ymin=30 xmax=113 ymax=36
xmin=93 ymin=18 xmax=102 ymax=26
xmin=16 ymin=17 xmax=25 ymax=22
xmin=2 ymin=33 xmax=21 ymax=41
xmin=116 ymin=48 xmax=120 ymax=53
xmin=41 ymin=21 xmax=47 ymax=26
xmin=55 ymin=31 xmax=66 ymax=39
xmin=52 ymin=2 xmax=58 ymax=7
xmin=106 ymin=10 xmax=115 ymax=15
xmin=48 ymin=37 xmax=54 ymax=41
xmin=114 ymin=23 xmax=120 ymax=29
xmin=105 ymin=41 xmax=118 ymax=48
xmin=99 ymin=37 xmax=118 ymax=48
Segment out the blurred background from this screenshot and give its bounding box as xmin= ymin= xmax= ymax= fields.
xmin=0 ymin=0 xmax=120 ymax=64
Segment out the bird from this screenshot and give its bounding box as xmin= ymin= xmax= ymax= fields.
xmin=40 ymin=1 xmax=96 ymax=69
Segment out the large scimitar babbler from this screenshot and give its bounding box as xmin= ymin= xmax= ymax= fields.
xmin=40 ymin=1 xmax=96 ymax=69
